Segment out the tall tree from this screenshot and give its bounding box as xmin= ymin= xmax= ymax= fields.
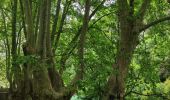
xmin=10 ymin=0 xmax=92 ymax=99
xmin=103 ymin=0 xmax=170 ymax=99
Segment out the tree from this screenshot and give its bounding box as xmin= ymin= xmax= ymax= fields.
xmin=103 ymin=0 xmax=170 ymax=99
xmin=1 ymin=0 xmax=170 ymax=100
xmin=9 ymin=0 xmax=95 ymax=99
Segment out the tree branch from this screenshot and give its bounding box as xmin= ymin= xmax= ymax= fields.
xmin=23 ymin=0 xmax=34 ymax=47
xmin=138 ymin=16 xmax=170 ymax=33
xmin=59 ymin=12 xmax=113 ymax=74
xmin=89 ymin=12 xmax=113 ymax=28
xmin=68 ymin=0 xmax=91 ymax=92
xmin=59 ymin=0 xmax=107 ymax=74
xmin=54 ymin=0 xmax=72 ymax=51
xmin=51 ymin=0 xmax=61 ymax=45
xmin=129 ymin=0 xmax=134 ymax=16
xmin=137 ymin=0 xmax=151 ymax=21
xmin=117 ymin=0 xmax=129 ymax=15
xmin=89 ymin=0 xmax=106 ymax=20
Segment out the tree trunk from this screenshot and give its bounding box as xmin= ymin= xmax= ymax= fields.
xmin=102 ymin=0 xmax=152 ymax=99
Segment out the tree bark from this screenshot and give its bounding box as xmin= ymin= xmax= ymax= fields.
xmin=102 ymin=0 xmax=170 ymax=99
xmin=11 ymin=0 xmax=23 ymax=99
xmin=102 ymin=0 xmax=150 ymax=99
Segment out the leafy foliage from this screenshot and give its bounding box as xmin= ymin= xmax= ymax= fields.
xmin=0 ymin=0 xmax=170 ymax=99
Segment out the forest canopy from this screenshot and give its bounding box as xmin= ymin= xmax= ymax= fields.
xmin=0 ymin=0 xmax=170 ymax=100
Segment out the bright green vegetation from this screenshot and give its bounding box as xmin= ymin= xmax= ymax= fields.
xmin=0 ymin=0 xmax=170 ymax=100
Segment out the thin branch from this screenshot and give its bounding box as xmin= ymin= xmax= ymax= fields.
xmin=89 ymin=12 xmax=114 ymax=28
xmin=59 ymin=11 xmax=113 ymax=73
xmin=89 ymin=26 xmax=112 ymax=43
xmin=11 ymin=0 xmax=18 ymax=59
xmin=129 ymin=0 xmax=134 ymax=16
xmin=59 ymin=0 xmax=107 ymax=73
xmin=1 ymin=9 xmax=11 ymax=86
xmin=70 ymin=0 xmax=91 ymax=88
xmin=89 ymin=0 xmax=106 ymax=20
xmin=19 ymin=0 xmax=27 ymax=39
xmin=138 ymin=16 xmax=170 ymax=33
xmin=54 ymin=0 xmax=72 ymax=51
xmin=51 ymin=0 xmax=61 ymax=44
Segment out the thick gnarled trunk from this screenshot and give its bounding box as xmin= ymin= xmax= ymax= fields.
xmin=10 ymin=0 xmax=91 ymax=99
